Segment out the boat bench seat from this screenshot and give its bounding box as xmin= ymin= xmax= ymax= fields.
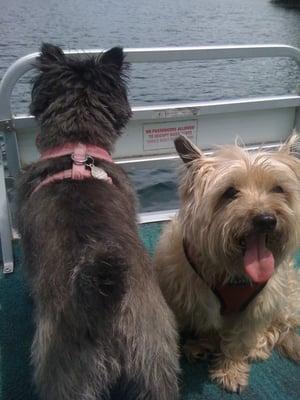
xmin=0 ymin=224 xmax=299 ymax=400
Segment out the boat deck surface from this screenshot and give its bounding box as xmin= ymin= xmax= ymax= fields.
xmin=0 ymin=222 xmax=299 ymax=400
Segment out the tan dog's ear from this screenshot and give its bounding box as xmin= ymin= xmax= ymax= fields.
xmin=279 ymin=132 xmax=300 ymax=158
xmin=174 ymin=135 xmax=202 ymax=165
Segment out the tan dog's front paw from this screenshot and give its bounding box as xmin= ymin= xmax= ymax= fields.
xmin=248 ymin=332 xmax=274 ymax=361
xmin=209 ymin=354 xmax=250 ymax=393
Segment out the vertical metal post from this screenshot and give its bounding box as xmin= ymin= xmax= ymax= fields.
xmin=0 ymin=148 xmax=14 ymax=273
xmin=295 ymin=108 xmax=300 ymax=132
xmin=4 ymin=128 xmax=21 ymax=178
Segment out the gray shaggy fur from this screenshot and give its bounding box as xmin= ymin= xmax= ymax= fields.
xmin=17 ymin=43 xmax=180 ymax=400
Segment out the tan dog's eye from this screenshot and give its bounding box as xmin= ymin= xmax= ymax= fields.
xmin=271 ymin=186 xmax=284 ymax=194
xmin=223 ymin=186 xmax=239 ymax=200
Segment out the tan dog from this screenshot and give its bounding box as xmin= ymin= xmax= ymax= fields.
xmin=155 ymin=134 xmax=300 ymax=393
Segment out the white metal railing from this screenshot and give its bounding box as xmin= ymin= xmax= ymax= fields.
xmin=1 ymin=44 xmax=300 ymax=172
xmin=1 ymin=44 xmax=300 ymax=122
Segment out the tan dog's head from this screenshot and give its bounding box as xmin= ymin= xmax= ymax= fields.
xmin=175 ymin=134 xmax=300 ymax=282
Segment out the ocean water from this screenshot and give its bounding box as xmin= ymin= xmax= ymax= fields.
xmin=0 ymin=0 xmax=300 ymax=211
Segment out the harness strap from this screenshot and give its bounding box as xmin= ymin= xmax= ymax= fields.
xmin=182 ymin=239 xmax=266 ymax=315
xmin=32 ymin=142 xmax=113 ymax=194
xmin=40 ymin=142 xmax=112 ymax=162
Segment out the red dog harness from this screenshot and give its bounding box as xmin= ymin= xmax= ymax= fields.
xmin=183 ymin=240 xmax=266 ymax=315
xmin=33 ymin=142 xmax=113 ymax=193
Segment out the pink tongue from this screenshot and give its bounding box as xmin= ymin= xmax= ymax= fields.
xmin=244 ymin=235 xmax=274 ymax=283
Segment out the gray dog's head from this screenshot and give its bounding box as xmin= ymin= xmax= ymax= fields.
xmin=31 ymin=43 xmax=132 ymax=152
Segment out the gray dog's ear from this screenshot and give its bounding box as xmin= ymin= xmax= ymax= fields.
xmin=100 ymin=47 xmax=124 ymax=70
xmin=40 ymin=43 xmax=65 ymax=64
xmin=174 ymin=135 xmax=202 ymax=165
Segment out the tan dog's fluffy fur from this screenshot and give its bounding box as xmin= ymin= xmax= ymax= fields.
xmin=155 ymin=135 xmax=300 ymax=392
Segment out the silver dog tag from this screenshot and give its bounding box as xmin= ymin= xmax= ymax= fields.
xmin=90 ymin=165 xmax=110 ymax=181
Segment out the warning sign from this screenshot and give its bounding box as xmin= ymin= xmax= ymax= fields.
xmin=143 ymin=120 xmax=197 ymax=151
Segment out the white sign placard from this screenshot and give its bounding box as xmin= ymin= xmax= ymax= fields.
xmin=143 ymin=120 xmax=197 ymax=151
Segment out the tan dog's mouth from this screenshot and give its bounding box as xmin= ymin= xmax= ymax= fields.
xmin=240 ymin=234 xmax=275 ymax=283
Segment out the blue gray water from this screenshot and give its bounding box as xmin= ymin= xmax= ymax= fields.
xmin=1 ymin=0 xmax=300 ymax=211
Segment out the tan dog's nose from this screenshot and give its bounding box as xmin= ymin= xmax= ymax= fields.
xmin=253 ymin=213 xmax=277 ymax=233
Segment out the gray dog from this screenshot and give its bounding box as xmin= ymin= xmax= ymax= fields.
xmin=17 ymin=43 xmax=179 ymax=400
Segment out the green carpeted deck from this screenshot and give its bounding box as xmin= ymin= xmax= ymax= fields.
xmin=0 ymin=222 xmax=299 ymax=400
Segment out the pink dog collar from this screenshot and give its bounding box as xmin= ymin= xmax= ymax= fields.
xmin=33 ymin=142 xmax=113 ymax=194
xmin=40 ymin=142 xmax=112 ymax=163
